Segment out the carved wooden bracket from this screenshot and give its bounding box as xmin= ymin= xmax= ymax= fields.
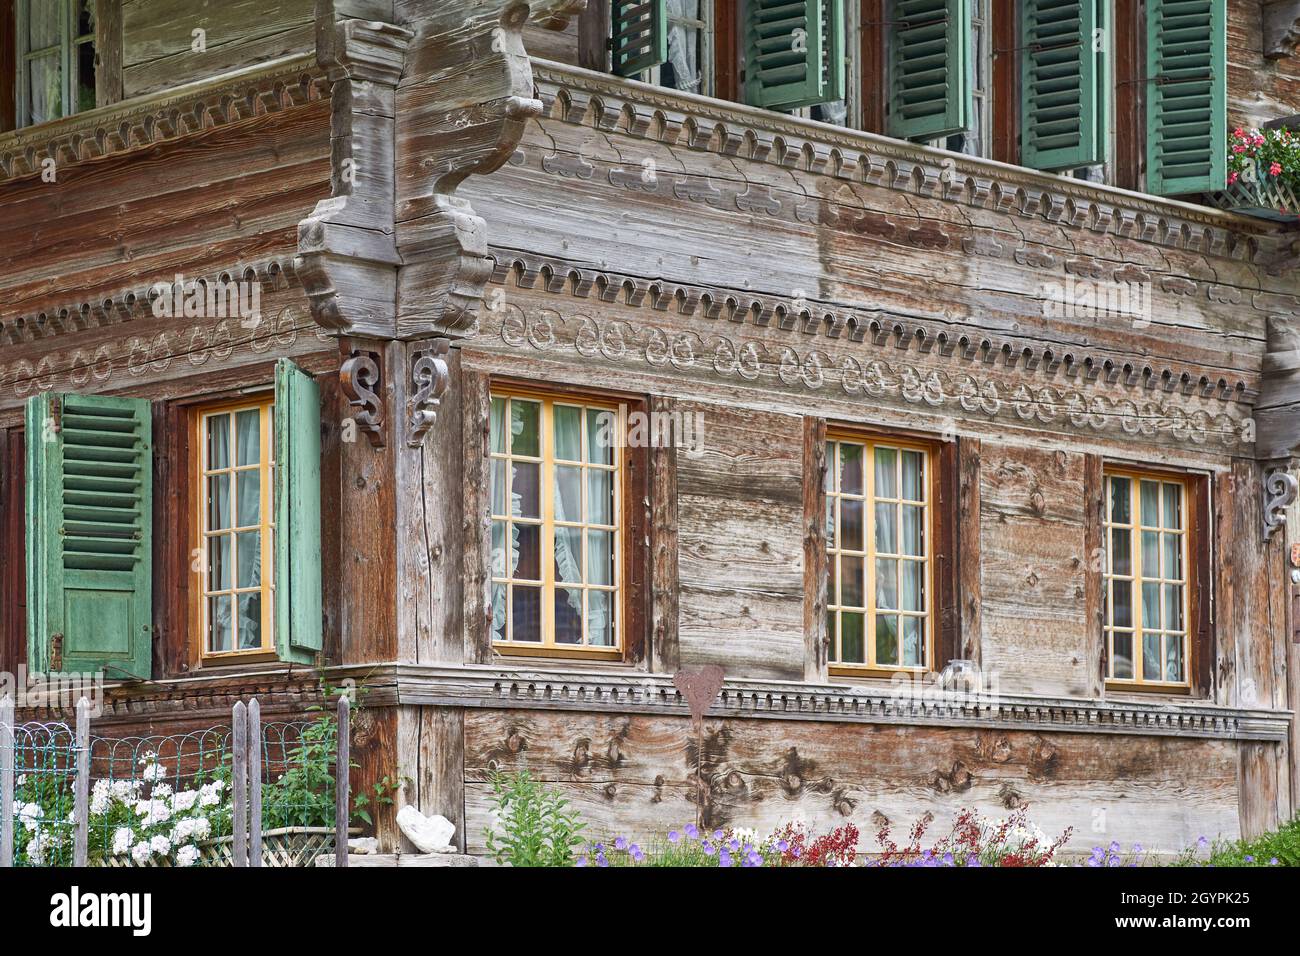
xmin=341 ymin=349 xmax=386 ymax=448
xmin=1264 ymin=468 xmax=1298 ymax=539
xmin=408 ymin=338 xmax=451 ymax=447
xmin=1264 ymin=0 xmax=1300 ymax=59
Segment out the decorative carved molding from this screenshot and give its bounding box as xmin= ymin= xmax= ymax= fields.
xmin=1264 ymin=0 xmax=1300 ymax=59
xmin=0 ymin=54 xmax=327 ymax=183
xmin=0 ymin=257 xmax=301 ymax=346
xmin=340 ymin=349 xmax=386 ymax=447
xmin=408 ymin=338 xmax=451 ymax=447
xmin=528 ymin=60 xmax=1287 ymax=266
xmin=392 ymin=664 xmax=1293 ymax=743
xmin=487 ymin=252 xmax=1259 ymax=410
xmin=1264 ymin=468 xmax=1297 ymax=539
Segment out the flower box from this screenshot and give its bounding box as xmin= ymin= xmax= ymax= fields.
xmin=1206 ymin=174 xmax=1300 ymax=222
xmin=1210 ymin=127 xmax=1300 ymax=223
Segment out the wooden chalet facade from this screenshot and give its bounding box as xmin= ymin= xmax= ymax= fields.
xmin=2 ymin=0 xmax=1300 ymax=857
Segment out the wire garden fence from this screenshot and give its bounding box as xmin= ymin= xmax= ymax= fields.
xmin=0 ymin=695 xmax=351 ymax=868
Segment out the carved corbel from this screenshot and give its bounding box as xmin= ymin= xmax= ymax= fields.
xmin=408 ymin=338 xmax=451 ymax=447
xmin=1264 ymin=468 xmax=1298 ymax=540
xmin=340 ymin=349 xmax=386 ymax=448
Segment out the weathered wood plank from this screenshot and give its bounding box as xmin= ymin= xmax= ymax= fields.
xmin=802 ymin=416 xmax=828 ymax=682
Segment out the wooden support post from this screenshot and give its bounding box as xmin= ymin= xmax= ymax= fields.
xmin=336 ymin=695 xmax=350 ymax=869
xmin=248 ymin=697 xmax=262 ymax=868
xmin=232 ymin=701 xmax=247 ymax=868
xmin=73 ymin=697 xmax=89 ymax=868
xmin=0 ymin=695 xmax=13 ymax=868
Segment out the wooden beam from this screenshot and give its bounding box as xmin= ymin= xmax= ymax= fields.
xmin=94 ymin=0 xmax=124 ymax=109
xmin=991 ymin=0 xmax=1017 ymax=165
xmin=649 ymin=395 xmax=680 ymax=674
xmin=1083 ymin=454 xmax=1104 ymax=697
xmin=0 ymin=0 xmax=15 ymax=132
xmin=956 ymin=437 xmax=981 ymax=666
xmin=802 ymin=416 xmax=828 ymax=682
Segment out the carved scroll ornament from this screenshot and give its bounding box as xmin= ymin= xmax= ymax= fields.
xmin=1264 ymin=468 xmax=1298 ymax=539
xmin=340 ymin=350 xmax=385 ymax=448
xmin=408 ymin=338 xmax=451 ymax=447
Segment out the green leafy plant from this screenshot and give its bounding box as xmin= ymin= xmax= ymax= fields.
xmin=1172 ymin=816 xmax=1300 ymax=867
xmin=483 ymin=770 xmax=585 ymax=867
xmin=1226 ymin=126 xmax=1300 ymax=211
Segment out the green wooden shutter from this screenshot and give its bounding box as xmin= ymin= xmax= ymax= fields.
xmin=887 ymin=0 xmax=973 ymax=140
xmin=1145 ymin=0 xmax=1226 ymax=195
xmin=274 ymin=359 xmax=323 ymax=665
xmin=611 ymin=0 xmax=668 ymax=77
xmin=746 ymin=0 xmax=846 ymax=111
xmin=1021 ymin=0 xmax=1108 ymax=171
xmin=25 ymin=393 xmax=152 ymax=680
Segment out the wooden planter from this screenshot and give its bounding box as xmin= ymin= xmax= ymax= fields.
xmin=1207 ymin=170 xmax=1300 ymax=222
xmin=101 ymin=826 xmax=345 ymax=868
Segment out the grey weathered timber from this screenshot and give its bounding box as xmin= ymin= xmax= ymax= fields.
xmin=73 ymin=698 xmax=89 ymax=868
xmin=232 ymin=701 xmax=248 ymax=868
xmin=248 ymin=697 xmax=262 ymax=868
xmin=335 ymin=694 xmax=349 ymax=869
xmin=0 ymin=696 xmax=13 ymax=868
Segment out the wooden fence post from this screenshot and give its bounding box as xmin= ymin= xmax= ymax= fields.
xmin=232 ymin=700 xmax=247 ymax=868
xmin=73 ymin=697 xmax=90 ymax=867
xmin=0 ymin=695 xmax=13 ymax=868
xmin=248 ymin=697 xmax=262 ymax=868
xmin=335 ymin=694 xmax=349 ymax=869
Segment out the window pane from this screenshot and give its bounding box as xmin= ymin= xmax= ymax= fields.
xmin=491 ymin=584 xmax=507 ymax=641
xmin=554 ymin=525 xmax=582 ymax=583
xmin=1142 ymin=632 xmax=1160 ymax=681
xmin=1162 ymin=532 xmax=1182 ymax=581
xmin=1165 ymin=635 xmax=1184 ymax=683
xmin=236 ymin=409 xmax=260 ymax=466
xmin=587 ymin=409 xmax=616 ymax=465
xmin=1110 ymin=528 xmax=1130 ymax=576
xmin=207 ymin=414 xmax=231 ymax=470
xmin=554 ymin=588 xmax=583 ymax=644
xmin=511 ymin=586 xmax=541 ymax=641
xmin=875 ymin=615 xmax=899 ymax=665
xmin=587 ymin=530 xmax=614 ymax=586
xmin=489 ymin=397 xmax=506 ymax=454
xmin=555 ymin=465 xmax=581 ymax=522
xmin=512 ymin=524 xmax=540 ymax=580
xmin=207 ymin=474 xmax=231 ymax=531
xmin=588 ymin=590 xmax=614 ymax=646
xmin=208 ymin=596 xmax=233 ymax=653
xmin=587 ymin=469 xmax=613 ymax=526
xmin=902 ymin=616 xmax=923 ymax=666
xmin=1112 ymin=632 xmax=1133 ymax=679
xmin=825 ymin=443 xmax=838 ymax=493
xmin=510 ymin=462 xmax=540 ymax=518
xmin=1163 ymin=483 xmax=1182 ymax=529
xmin=1164 ymin=584 xmax=1184 ymax=632
xmin=510 ymin=400 xmax=540 ymax=457
xmin=875 ymin=503 xmax=897 ymax=554
xmin=1111 ymin=579 xmax=1132 ymax=628
xmin=76 ymin=0 xmax=94 ymax=38
xmin=1141 ymin=581 xmax=1159 ymax=629
xmin=901 ymin=505 xmax=924 ymax=556
xmin=236 ymin=531 xmax=261 ymax=588
xmin=875 ymin=558 xmax=898 ymax=610
xmin=27 ymin=54 xmax=62 ymax=124
xmin=236 ymin=469 xmax=260 ymax=527
xmin=490 ymin=460 xmax=507 ymax=515
xmin=207 ymin=535 xmax=231 ymax=591
xmin=237 ymin=594 xmax=262 ymax=650
xmin=825 ymin=496 xmax=835 ymax=543
xmin=839 ymin=498 xmax=864 ymax=552
xmin=75 ymin=36 xmax=95 ymax=113
xmin=29 ymin=1 xmax=61 ymax=47
xmin=1109 ymin=477 xmax=1130 ymax=523
xmin=661 ymin=3 xmax=702 ymax=93
xmin=901 ymin=560 xmax=924 ymax=611
xmin=840 ymin=556 xmax=864 ymax=608
xmin=875 ymin=447 xmax=897 ymax=498
xmin=840 ymin=612 xmax=864 ymax=663
xmin=901 ymin=451 xmax=924 ymax=501
xmin=840 ymin=443 xmax=863 ymax=495
xmin=554 ymin=405 xmax=581 ymax=461
xmin=1140 ymin=480 xmax=1159 ymax=526
xmin=1141 ymin=531 xmax=1159 ymax=578
xmin=491 ymin=521 xmax=506 ymax=576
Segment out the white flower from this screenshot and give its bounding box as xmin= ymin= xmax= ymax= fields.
xmin=140 ymin=759 xmax=168 ymax=784
xmin=138 ymin=751 xmax=158 ymax=767
xmin=26 ymin=833 xmax=45 ymax=866
xmin=171 ymin=789 xmax=199 ymax=813
xmin=150 ymin=835 xmax=171 ymax=856
xmin=130 ymin=841 xmax=153 ymax=865
xmin=135 ymin=799 xmax=173 ymax=826
xmin=112 ymin=827 xmax=134 ymax=856
xmin=172 ymin=817 xmax=212 ymax=843
xmin=17 ymin=802 xmax=42 ymax=833
xmin=175 ymin=844 xmax=200 ymax=868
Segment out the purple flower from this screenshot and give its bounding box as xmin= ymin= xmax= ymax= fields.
xmin=719 ymin=850 xmax=732 ymax=867
xmin=614 ymin=836 xmax=628 ymax=851
xmin=1270 ymin=858 xmax=1279 ymax=865
xmin=713 ymin=829 xmax=724 ymax=840
xmin=1197 ymin=836 xmax=1209 ymax=848
xmin=728 ymin=839 xmax=741 ymax=853
xmin=941 ymin=853 xmax=954 ymax=866
xmin=597 ymin=854 xmax=609 ymax=868
xmin=1133 ymin=844 xmax=1143 ymax=854
xmin=777 ymin=840 xmax=789 ymax=852
xmin=1245 ymin=855 xmax=1254 ymax=863
xmin=668 ymin=830 xmax=680 ymax=844
xmin=703 ymin=842 xmax=716 ymax=856
xmin=685 ymin=824 xmax=699 ymax=839
xmin=1109 ymin=841 xmax=1121 ymax=854
xmin=576 ymin=856 xmax=588 ymax=867
xmin=747 ymin=851 xmax=763 ymax=867
xmin=966 ymin=855 xmax=980 ymax=867
xmin=630 ymin=843 xmax=643 ymax=859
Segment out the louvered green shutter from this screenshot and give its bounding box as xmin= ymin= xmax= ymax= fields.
xmin=611 ymin=0 xmax=668 ymax=77
xmin=274 ymin=360 xmax=323 ymax=665
xmin=25 ymin=393 xmax=152 ymax=680
xmin=887 ymin=0 xmax=972 ymax=140
xmin=1145 ymin=0 xmax=1226 ymax=195
xmin=1021 ymin=0 xmax=1108 ymax=170
xmin=746 ymin=0 xmax=846 ymax=111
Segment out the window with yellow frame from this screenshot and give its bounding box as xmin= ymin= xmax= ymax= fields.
xmin=195 ymin=398 xmax=275 ymax=658
xmin=1103 ymin=469 xmax=1190 ymax=687
xmin=825 ymin=433 xmax=933 ymax=673
xmin=488 ymin=390 xmax=623 ymax=659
